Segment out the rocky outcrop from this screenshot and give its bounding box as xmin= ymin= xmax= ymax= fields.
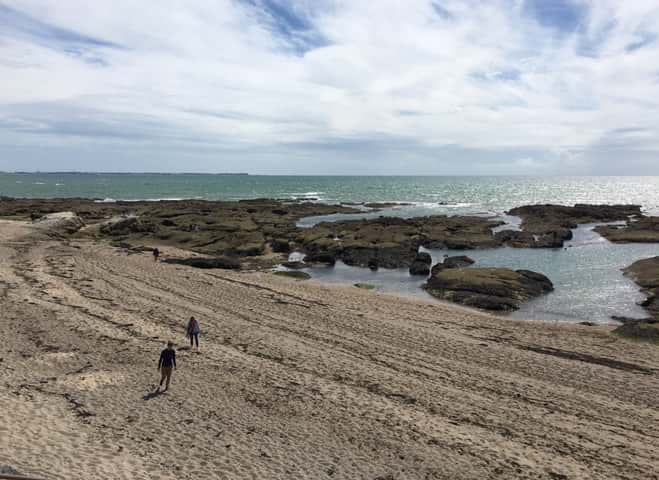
xmin=595 ymin=216 xmax=659 ymax=243
xmin=430 ymin=255 xmax=475 ymax=276
xmin=409 ymin=252 xmax=432 ymax=275
xmin=424 ymin=267 xmax=553 ymax=311
xmin=273 ymin=270 xmax=311 ymax=280
xmin=503 ymin=204 xmax=641 ymax=248
xmin=623 ymin=257 xmax=659 ymax=316
xmin=495 ymin=229 xmax=571 ymax=248
xmin=100 ymin=216 xmax=156 ymax=236
xmin=304 ymin=252 xmax=336 ymax=266
xmin=281 ymin=261 xmax=306 ymax=270
xmin=298 ymin=215 xmax=502 ymax=269
xmin=270 ymin=238 xmax=291 ymax=253
xmin=341 ymin=243 xmax=418 ymax=269
xmin=443 ymin=255 xmax=475 ymax=268
xmin=163 ymin=256 xmax=241 ymax=270
xmin=34 ymin=211 xmax=85 ymax=234
xmin=0 ymin=197 xmax=358 ymax=259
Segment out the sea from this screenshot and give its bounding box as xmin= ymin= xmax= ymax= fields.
xmin=2 ymin=173 xmax=658 ymax=324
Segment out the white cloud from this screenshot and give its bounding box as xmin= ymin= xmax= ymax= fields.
xmin=1 ymin=0 xmax=658 ymax=173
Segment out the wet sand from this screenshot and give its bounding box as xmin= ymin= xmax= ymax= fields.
xmin=1 ymin=219 xmax=657 ymax=480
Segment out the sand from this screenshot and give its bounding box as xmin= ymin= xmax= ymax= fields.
xmin=0 ymin=219 xmax=657 ymax=480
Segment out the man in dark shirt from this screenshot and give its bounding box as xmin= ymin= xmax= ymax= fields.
xmin=158 ymin=341 xmax=176 ymax=390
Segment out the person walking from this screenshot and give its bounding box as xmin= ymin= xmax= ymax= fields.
xmin=158 ymin=341 xmax=176 ymax=390
xmin=186 ymin=316 xmax=200 ymax=350
xmin=153 ymin=247 xmax=160 ymax=262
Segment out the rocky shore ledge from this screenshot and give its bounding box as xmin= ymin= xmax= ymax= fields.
xmin=616 ymin=257 xmax=659 ymax=341
xmin=2 ymin=197 xmax=658 ymax=319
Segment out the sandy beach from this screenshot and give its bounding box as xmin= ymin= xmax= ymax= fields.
xmin=1 ymin=218 xmax=658 ymax=480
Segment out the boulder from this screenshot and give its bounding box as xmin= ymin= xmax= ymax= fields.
xmin=34 ymin=211 xmax=85 ymax=234
xmin=409 ymin=261 xmax=430 ymax=275
xmin=273 ymin=270 xmax=311 ymax=280
xmin=163 ymin=256 xmax=241 ymax=270
xmin=270 ymin=238 xmax=291 ymax=253
xmin=505 ymin=204 xmax=640 ymax=248
xmin=409 ymin=251 xmax=432 ymax=275
xmin=281 ymin=261 xmax=306 ymax=270
xmin=443 ymin=255 xmax=475 ymax=269
xmin=613 ymin=319 xmax=659 ymax=342
xmin=622 ymin=256 xmax=659 ymax=326
xmin=340 ymin=244 xmax=417 ymax=269
xmin=423 ymin=267 xmax=553 ymax=311
xmin=595 ymin=216 xmax=659 ymax=243
xmin=304 ymin=252 xmax=336 ymax=266
xmin=100 ymin=216 xmax=156 ymax=236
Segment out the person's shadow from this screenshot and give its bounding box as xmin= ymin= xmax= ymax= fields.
xmin=143 ymin=387 xmax=166 ymax=401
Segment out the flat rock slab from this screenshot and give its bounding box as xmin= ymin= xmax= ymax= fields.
xmin=424 ymin=267 xmax=553 ymax=311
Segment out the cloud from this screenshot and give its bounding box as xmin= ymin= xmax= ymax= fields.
xmin=0 ymin=0 xmax=658 ymax=173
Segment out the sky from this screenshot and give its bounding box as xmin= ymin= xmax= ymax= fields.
xmin=0 ymin=0 xmax=658 ymax=175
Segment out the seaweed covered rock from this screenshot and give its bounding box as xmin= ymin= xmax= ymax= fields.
xmin=163 ymin=256 xmax=241 ymax=270
xmin=273 ymin=270 xmax=311 ymax=280
xmin=409 ymin=251 xmax=432 ymax=275
xmin=504 ymin=204 xmax=641 ymax=248
xmin=298 ymin=215 xmax=501 ymax=269
xmin=304 ymin=252 xmax=336 ymax=266
xmin=100 ymin=216 xmax=156 ymax=236
xmin=270 ymin=238 xmax=291 ymax=253
xmin=34 ymin=211 xmax=85 ymax=234
xmin=595 ymin=216 xmax=659 ymax=243
xmin=443 ymin=255 xmax=475 ymax=269
xmin=424 ymin=267 xmax=553 ymax=311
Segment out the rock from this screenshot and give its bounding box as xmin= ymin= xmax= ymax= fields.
xmin=34 ymin=211 xmax=85 ymax=234
xmin=621 ymin=257 xmax=659 ymax=330
xmin=354 ymin=283 xmax=376 ymax=290
xmin=613 ymin=319 xmax=659 ymax=342
xmin=443 ymin=255 xmax=475 ymax=269
xmin=430 ymin=262 xmax=445 ymax=277
xmin=363 ymin=202 xmax=412 ymax=209
xmin=579 ymin=321 xmax=597 ymax=326
xmin=273 ymin=270 xmax=311 ymax=280
xmin=506 ymin=204 xmax=640 ymax=248
xmin=495 ymin=228 xmax=571 ymax=248
xmin=100 ymin=216 xmax=156 ymax=236
xmin=423 ymin=267 xmax=553 ymax=311
xmin=281 ymin=261 xmax=306 ymax=270
xmin=163 ymin=256 xmax=241 ymax=270
xmin=304 ymin=252 xmax=336 ymax=266
xmin=340 ymin=244 xmax=418 ymax=269
xmin=429 ymin=255 xmax=475 ymax=276
xmin=409 ymin=261 xmax=430 ymax=275
xmin=298 ymin=215 xmax=502 ymax=269
xmin=409 ymin=251 xmax=432 ymax=275
xmin=0 ymin=466 xmax=21 ymax=475
xmin=161 ymin=219 xmax=176 ymax=227
xmin=595 ymin=216 xmax=659 ymax=243
xmin=270 ymin=238 xmax=291 ymax=253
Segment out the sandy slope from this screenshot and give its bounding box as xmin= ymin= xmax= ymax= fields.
xmin=0 ymin=219 xmax=657 ymax=480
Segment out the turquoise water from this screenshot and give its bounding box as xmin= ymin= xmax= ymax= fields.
xmin=2 ymin=173 xmax=658 ymax=322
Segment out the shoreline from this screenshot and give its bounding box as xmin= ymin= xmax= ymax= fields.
xmin=1 ymin=219 xmax=658 ymax=479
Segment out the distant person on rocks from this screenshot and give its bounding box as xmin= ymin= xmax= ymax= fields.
xmin=158 ymin=341 xmax=176 ymax=390
xmin=186 ymin=316 xmax=200 ymax=350
xmin=153 ymin=248 xmax=160 ymax=262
